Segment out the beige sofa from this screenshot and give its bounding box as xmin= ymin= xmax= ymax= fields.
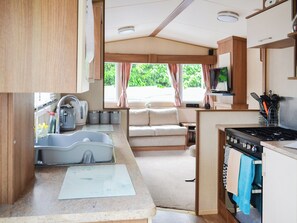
xmin=129 ymin=108 xmax=187 ymax=150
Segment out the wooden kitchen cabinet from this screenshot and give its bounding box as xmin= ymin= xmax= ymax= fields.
xmin=216 ymin=36 xmax=248 ymax=109
xmin=262 ymin=148 xmax=297 ymax=223
xmin=93 ymin=0 xmax=104 ymax=80
xmin=0 ymin=0 xmax=103 ymax=93
xmin=0 ymin=93 xmax=35 ymax=204
xmin=247 ymin=0 xmax=294 ymax=48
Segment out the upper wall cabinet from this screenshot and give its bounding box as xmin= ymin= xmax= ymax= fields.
xmin=0 ymin=0 xmax=102 ymax=93
xmin=247 ymin=0 xmax=294 ymax=48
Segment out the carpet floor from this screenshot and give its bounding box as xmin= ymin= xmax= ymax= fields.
xmin=134 ymin=149 xmax=196 ymax=211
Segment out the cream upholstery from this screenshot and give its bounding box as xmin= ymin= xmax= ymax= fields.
xmin=129 ymin=108 xmax=187 ymax=149
xmin=152 ymin=125 xmax=187 ymax=136
xmin=149 ymin=108 xmax=179 ymax=126
xmin=129 ymin=109 xmax=149 ymax=126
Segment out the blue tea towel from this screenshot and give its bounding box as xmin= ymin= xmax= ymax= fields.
xmin=233 ymin=154 xmax=255 ymax=215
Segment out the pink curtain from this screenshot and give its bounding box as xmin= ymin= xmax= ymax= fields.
xmin=202 ymin=64 xmax=214 ymax=107
xmin=117 ymin=63 xmax=131 ymax=107
xmin=168 ymin=64 xmax=181 ymax=107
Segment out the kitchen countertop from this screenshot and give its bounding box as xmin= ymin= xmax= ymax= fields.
xmin=0 ymin=125 xmax=156 ymax=223
xmin=261 ymin=141 xmax=297 ymax=160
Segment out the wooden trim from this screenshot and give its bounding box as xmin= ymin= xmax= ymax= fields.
xmin=149 ymin=0 xmax=194 ymax=37
xmin=195 ymin=111 xmax=200 ymax=216
xmin=0 ymin=94 xmax=9 ymax=204
xmin=246 ymin=0 xmax=288 ymax=19
xmin=261 ymin=48 xmax=267 ymax=93
xmin=288 ymin=77 xmax=297 ymax=79
xmin=105 ymin=53 xmax=217 ymax=64
xmin=131 ymin=146 xmax=186 ymax=151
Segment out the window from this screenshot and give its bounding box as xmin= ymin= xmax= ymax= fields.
xmin=128 ymin=63 xmax=173 ymax=102
xmin=104 ymin=62 xmax=205 ymax=104
xmin=34 ymin=93 xmax=57 ymax=109
xmin=181 ymin=64 xmax=205 ymax=102
xmin=104 ymin=62 xmax=117 ymax=102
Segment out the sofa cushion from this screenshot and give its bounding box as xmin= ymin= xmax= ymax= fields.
xmin=129 ymin=126 xmax=155 ymax=137
xmin=129 ymin=109 xmax=149 ymax=126
xmin=149 ymin=108 xmax=179 ymax=126
xmin=152 ymin=125 xmax=187 ymax=136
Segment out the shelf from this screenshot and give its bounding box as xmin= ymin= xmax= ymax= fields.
xmin=288 ymin=32 xmax=297 ymax=39
xmin=207 ymin=92 xmax=235 ymax=96
xmin=246 ymin=0 xmax=288 ymax=19
xmin=288 ymin=77 xmax=297 ymax=80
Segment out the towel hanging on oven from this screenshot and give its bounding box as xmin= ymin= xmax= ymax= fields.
xmin=233 ymin=154 xmax=255 ymax=215
xmin=226 ymin=149 xmax=242 ymax=196
xmin=223 ymin=145 xmax=231 ymax=189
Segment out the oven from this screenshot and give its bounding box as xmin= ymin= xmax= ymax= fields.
xmin=223 ymin=126 xmax=297 ymax=223
xmin=224 ymin=128 xmax=263 ymax=223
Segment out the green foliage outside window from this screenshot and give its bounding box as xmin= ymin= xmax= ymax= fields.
xmin=104 ymin=63 xmax=203 ymax=88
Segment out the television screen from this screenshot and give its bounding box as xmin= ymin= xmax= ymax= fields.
xmin=209 ymin=67 xmax=230 ymax=93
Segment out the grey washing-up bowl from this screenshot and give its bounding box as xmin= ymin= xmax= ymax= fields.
xmin=34 ymin=131 xmax=114 ymax=165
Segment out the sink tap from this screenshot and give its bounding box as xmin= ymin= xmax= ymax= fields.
xmin=55 ymin=95 xmax=81 ymax=134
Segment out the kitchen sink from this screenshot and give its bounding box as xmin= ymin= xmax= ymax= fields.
xmin=34 ymin=131 xmax=114 ymax=165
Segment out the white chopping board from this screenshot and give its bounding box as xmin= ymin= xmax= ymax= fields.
xmin=58 ymin=164 xmax=135 ymax=200
xmin=284 ymin=141 xmax=297 ymax=149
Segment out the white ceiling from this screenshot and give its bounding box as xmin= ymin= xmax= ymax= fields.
xmin=105 ymin=0 xmax=262 ymax=48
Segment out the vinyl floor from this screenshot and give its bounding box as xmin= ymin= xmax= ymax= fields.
xmin=152 ymin=208 xmax=226 ymax=223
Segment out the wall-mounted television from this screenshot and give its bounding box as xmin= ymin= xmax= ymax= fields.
xmin=209 ymin=67 xmax=230 ymax=93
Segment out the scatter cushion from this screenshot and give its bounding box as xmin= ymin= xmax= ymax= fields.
xmin=149 ymin=108 xmax=179 ymax=126
xmin=129 ymin=109 xmax=149 ymax=126
xmin=152 ymin=125 xmax=187 ymax=136
xmin=129 ymin=126 xmax=155 ymax=137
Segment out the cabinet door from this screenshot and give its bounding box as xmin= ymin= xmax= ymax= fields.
xmin=263 ymin=148 xmax=297 ymax=223
xmin=247 ymin=1 xmax=292 ymax=48
xmin=0 ymin=0 xmax=90 ymax=93
xmin=0 ymin=93 xmax=34 ymax=204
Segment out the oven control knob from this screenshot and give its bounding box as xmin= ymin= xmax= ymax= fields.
xmin=252 ymin=146 xmax=258 ymax=153
xmin=246 ymin=144 xmax=252 ymax=150
xmin=242 ymin=143 xmax=247 ymax=148
xmin=233 ymin=139 xmax=238 ymax=144
xmin=230 ymin=137 xmax=234 ymax=143
xmin=226 ymin=135 xmax=230 ymax=141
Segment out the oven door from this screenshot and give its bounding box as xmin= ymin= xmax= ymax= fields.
xmin=224 ymin=145 xmax=263 ymax=223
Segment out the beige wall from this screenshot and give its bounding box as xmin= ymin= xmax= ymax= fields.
xmin=247 ymin=49 xmax=263 ymax=109
xmin=267 ymin=47 xmax=297 ymax=97
xmin=74 ymin=80 xmax=104 ymax=111
xmin=105 ymin=37 xmax=210 ymax=55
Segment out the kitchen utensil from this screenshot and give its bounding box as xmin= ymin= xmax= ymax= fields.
xmin=263 ymin=101 xmax=269 ymax=115
xmin=250 ymin=92 xmax=265 ymax=112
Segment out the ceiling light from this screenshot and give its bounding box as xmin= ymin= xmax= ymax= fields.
xmin=118 ymin=26 xmax=135 ymax=35
xmin=217 ymin=11 xmax=239 ymax=23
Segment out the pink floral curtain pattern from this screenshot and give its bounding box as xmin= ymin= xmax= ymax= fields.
xmin=117 ymin=62 xmax=131 ymax=107
xmin=167 ymin=64 xmax=181 ymax=107
xmin=202 ymin=64 xmax=214 ymax=107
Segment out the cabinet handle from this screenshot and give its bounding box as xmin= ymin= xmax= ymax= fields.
xmin=259 ymin=37 xmax=272 ymax=42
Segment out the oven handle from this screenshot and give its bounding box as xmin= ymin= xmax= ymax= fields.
xmin=224 ymin=145 xmax=262 ymax=165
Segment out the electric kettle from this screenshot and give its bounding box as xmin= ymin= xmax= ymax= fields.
xmin=70 ymin=100 xmax=88 ymax=125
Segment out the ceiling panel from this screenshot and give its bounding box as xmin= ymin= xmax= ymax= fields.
xmin=105 ymin=0 xmax=263 ymax=46
xmin=105 ymin=0 xmax=183 ymax=42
